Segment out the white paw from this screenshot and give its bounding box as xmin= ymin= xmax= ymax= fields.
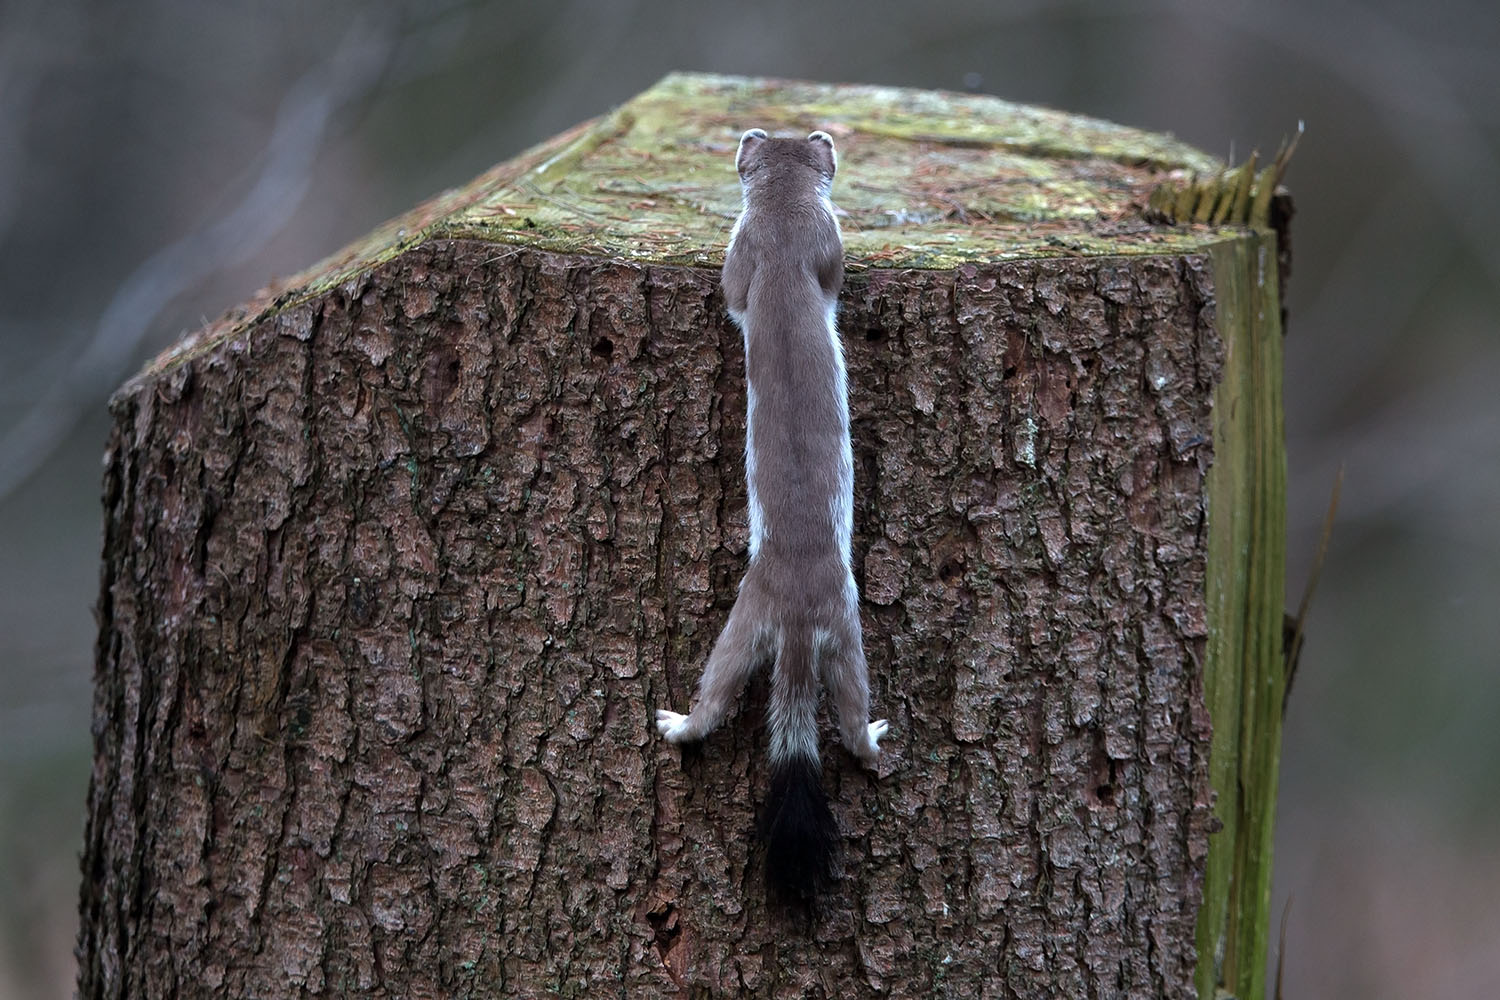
xmin=850 ymin=719 xmax=889 ymax=768
xmin=656 ymin=709 xmax=692 ymax=742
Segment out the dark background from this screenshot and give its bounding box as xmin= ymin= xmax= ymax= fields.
xmin=2 ymin=1 xmax=1496 ymax=996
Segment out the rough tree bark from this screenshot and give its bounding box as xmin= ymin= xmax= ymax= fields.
xmin=78 ymin=74 xmax=1289 ymax=999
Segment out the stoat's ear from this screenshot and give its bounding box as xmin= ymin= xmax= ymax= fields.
xmin=736 ymin=128 xmax=768 ymax=175
xmin=807 ymin=130 xmax=837 ymax=176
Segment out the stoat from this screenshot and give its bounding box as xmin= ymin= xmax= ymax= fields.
xmin=656 ymin=129 xmax=888 ymax=895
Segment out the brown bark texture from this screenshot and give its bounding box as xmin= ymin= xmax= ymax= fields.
xmin=79 ymin=236 xmax=1221 ymax=998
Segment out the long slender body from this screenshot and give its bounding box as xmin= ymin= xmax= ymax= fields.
xmin=656 ymin=130 xmax=887 ymax=894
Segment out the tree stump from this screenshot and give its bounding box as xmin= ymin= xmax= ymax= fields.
xmin=78 ymin=74 xmax=1289 ymax=999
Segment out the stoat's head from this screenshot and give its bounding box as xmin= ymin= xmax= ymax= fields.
xmin=735 ymin=129 xmax=837 ymax=200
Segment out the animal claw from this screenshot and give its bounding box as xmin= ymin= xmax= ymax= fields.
xmin=656 ymin=709 xmax=691 ymax=742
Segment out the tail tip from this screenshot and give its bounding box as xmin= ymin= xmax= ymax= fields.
xmin=760 ymin=755 xmax=837 ymax=899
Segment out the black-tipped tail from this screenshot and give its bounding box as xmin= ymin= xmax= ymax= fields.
xmin=760 ymin=754 xmax=837 ymax=899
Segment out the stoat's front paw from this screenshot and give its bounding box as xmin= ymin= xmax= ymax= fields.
xmin=656 ymin=709 xmax=692 ymax=743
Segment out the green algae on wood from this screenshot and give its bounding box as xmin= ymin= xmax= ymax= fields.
xmin=1195 ymin=232 xmax=1288 ymax=1000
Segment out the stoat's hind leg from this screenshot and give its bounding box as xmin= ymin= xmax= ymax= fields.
xmin=822 ymin=615 xmax=887 ymax=768
xmin=654 ymin=709 xmax=693 ymax=742
xmin=656 ymin=584 xmax=768 ymax=744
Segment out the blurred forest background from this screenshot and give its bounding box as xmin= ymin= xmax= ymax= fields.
xmin=1 ymin=1 xmax=1495 ymax=997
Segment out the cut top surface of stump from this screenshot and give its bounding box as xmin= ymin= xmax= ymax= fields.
xmin=145 ymin=72 xmax=1249 ymax=378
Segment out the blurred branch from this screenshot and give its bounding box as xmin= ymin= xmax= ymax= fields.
xmin=0 ymin=16 xmax=394 ymax=501
xmin=1297 ymin=359 xmax=1500 ymax=534
xmin=0 ymin=0 xmax=56 ymax=244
